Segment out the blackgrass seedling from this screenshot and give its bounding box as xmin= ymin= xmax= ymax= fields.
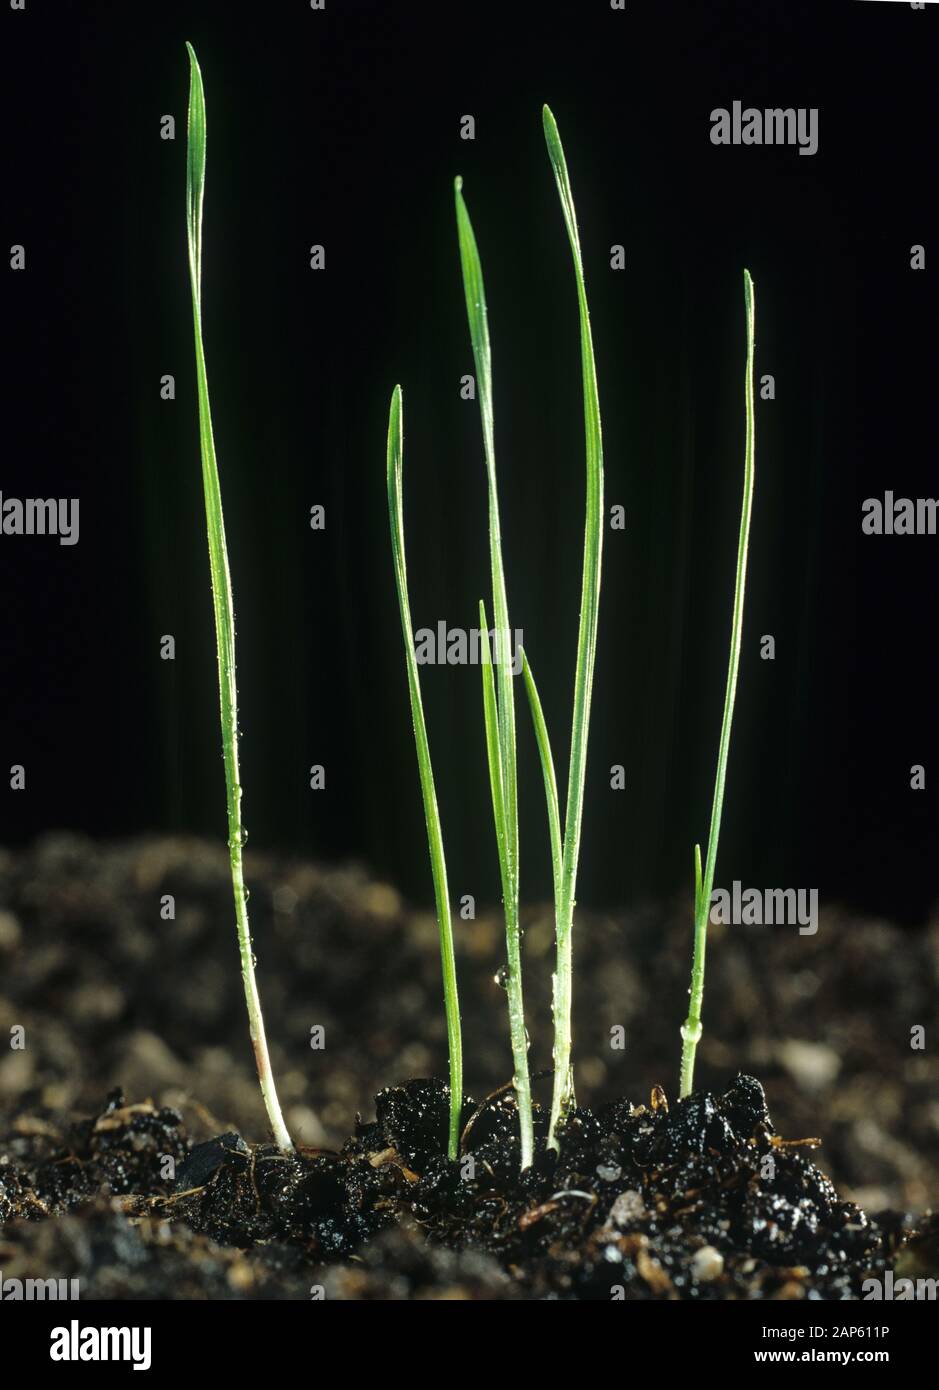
xmin=185 ymin=44 xmax=294 ymax=1152
xmin=391 ymin=106 xmax=603 ymax=1167
xmin=679 ymin=268 xmax=756 ymax=1098
xmin=455 ymin=175 xmax=534 ymax=1168
xmin=537 ymin=106 xmax=605 ymax=1152
xmin=386 ymin=385 xmax=463 ymax=1159
xmin=455 ymin=108 xmax=605 ymax=1158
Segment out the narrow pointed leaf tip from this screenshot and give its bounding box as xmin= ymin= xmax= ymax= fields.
xmin=542 ymin=103 xmax=561 ymax=154
xmin=185 ymin=43 xmax=207 ymax=292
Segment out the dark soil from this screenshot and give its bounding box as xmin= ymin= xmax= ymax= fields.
xmin=1 ymin=834 xmax=937 ymax=1299
xmin=2 ymin=1074 xmax=936 ymax=1300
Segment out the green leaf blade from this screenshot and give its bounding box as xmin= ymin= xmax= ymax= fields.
xmin=386 ymin=386 xmax=464 ymax=1159
xmin=520 ymin=648 xmax=563 ymax=905
xmin=184 ymin=44 xmax=293 ymax=1153
xmin=479 ymin=599 xmax=508 ymax=877
xmin=185 ymin=42 xmax=206 ymax=295
xmin=679 ymin=269 xmax=757 ymax=1099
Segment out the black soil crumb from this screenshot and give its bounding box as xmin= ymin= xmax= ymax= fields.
xmin=2 ymin=1075 xmax=931 ymax=1300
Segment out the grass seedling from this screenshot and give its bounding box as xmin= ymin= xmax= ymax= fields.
xmin=386 ymin=386 xmax=463 ymax=1160
xmin=455 ymin=178 xmax=534 ymax=1169
xmin=537 ymin=106 xmax=605 ymax=1152
xmin=185 ymin=43 xmax=294 ymax=1152
xmin=452 ymin=107 xmax=604 ymax=1163
xmin=679 ymin=268 xmax=756 ymax=1099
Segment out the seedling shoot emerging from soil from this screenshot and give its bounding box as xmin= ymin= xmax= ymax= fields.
xmin=679 ymin=269 xmax=756 ymax=1099
xmin=184 ymin=44 xmax=294 ymax=1153
xmin=386 ymin=386 xmax=464 ymax=1160
xmin=449 ymin=105 xmax=604 ymax=1163
xmin=455 ymin=176 xmax=534 ymax=1169
xmin=538 ymin=105 xmax=605 ymax=1152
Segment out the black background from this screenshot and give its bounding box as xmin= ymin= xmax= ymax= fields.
xmin=1 ymin=0 xmax=936 ymax=923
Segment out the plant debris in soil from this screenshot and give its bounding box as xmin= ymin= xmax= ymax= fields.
xmin=2 ymin=1073 xmax=935 ymax=1300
